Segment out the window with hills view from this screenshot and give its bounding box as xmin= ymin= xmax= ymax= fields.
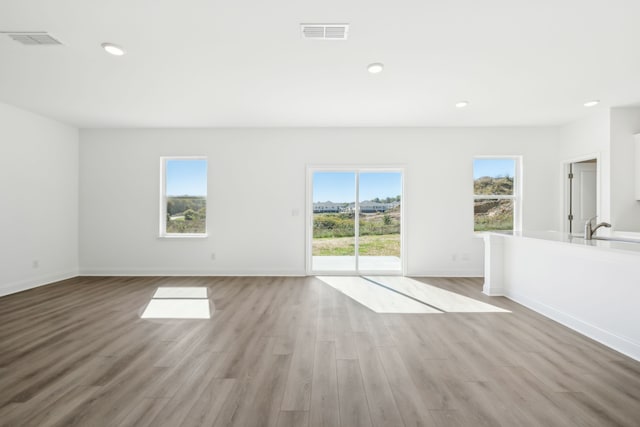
xmin=160 ymin=158 xmax=207 ymax=236
xmin=473 ymin=157 xmax=519 ymax=232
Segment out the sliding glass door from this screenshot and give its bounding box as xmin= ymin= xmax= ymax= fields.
xmin=357 ymin=172 xmax=402 ymax=272
xmin=311 ymin=172 xmax=357 ymax=272
xmin=309 ymin=169 xmax=403 ymax=274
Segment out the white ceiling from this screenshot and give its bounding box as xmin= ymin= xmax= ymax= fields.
xmin=0 ymin=0 xmax=639 ymax=128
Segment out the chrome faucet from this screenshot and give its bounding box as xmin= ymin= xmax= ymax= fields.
xmin=584 ymin=216 xmax=611 ymax=240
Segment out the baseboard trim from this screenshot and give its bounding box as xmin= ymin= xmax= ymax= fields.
xmin=483 ymin=286 xmax=505 ymax=296
xmin=504 ymin=290 xmax=640 ymax=361
xmin=79 ymin=269 xmax=306 ymax=277
xmin=0 ymin=270 xmax=79 ymax=298
xmin=79 ymin=268 xmax=483 ymax=278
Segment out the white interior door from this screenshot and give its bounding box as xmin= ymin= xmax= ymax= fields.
xmin=570 ymin=161 xmax=597 ymax=234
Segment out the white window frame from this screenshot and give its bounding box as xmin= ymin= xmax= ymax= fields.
xmin=473 ymin=156 xmax=522 ymax=233
xmin=159 ymin=156 xmax=208 ymax=239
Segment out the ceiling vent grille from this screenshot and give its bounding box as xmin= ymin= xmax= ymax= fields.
xmin=2 ymin=32 xmax=62 ymax=45
xmin=300 ymin=24 xmax=349 ymax=40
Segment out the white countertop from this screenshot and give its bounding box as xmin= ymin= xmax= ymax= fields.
xmin=483 ymin=230 xmax=640 ymax=254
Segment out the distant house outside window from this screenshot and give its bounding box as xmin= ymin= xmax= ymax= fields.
xmin=473 ymin=157 xmax=521 ymax=232
xmin=160 ymin=157 xmax=207 ymax=237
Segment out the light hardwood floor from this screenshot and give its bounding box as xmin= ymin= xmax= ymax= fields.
xmin=0 ymin=276 xmax=638 ymax=427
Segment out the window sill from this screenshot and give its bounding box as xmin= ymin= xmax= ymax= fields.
xmin=158 ymin=234 xmax=208 ymax=239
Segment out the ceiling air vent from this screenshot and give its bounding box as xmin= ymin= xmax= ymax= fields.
xmin=300 ymin=24 xmax=349 ymax=40
xmin=2 ymin=32 xmax=62 ymax=45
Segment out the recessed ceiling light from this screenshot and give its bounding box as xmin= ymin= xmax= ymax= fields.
xmin=456 ymin=101 xmax=469 ymax=108
xmin=367 ymin=63 xmax=384 ymax=74
xmin=584 ymin=100 xmax=600 ymax=107
xmin=101 ymin=42 xmax=125 ymax=56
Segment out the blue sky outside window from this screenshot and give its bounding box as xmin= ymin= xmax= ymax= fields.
xmin=166 ymin=159 xmax=207 ymax=196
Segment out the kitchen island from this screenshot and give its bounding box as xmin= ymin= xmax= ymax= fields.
xmin=483 ymin=230 xmax=640 ymax=360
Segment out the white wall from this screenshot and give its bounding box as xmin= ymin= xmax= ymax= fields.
xmin=610 ymin=107 xmax=640 ymax=231
xmin=558 ymin=110 xmax=611 ymax=224
xmin=0 ymin=102 xmax=79 ymax=296
xmin=79 ymin=128 xmax=559 ymax=277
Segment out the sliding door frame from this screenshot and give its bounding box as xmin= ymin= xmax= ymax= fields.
xmin=306 ymin=165 xmax=406 ymax=276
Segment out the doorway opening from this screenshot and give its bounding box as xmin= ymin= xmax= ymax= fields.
xmin=566 ymin=157 xmax=598 ymax=235
xmin=307 ymin=168 xmax=404 ymax=275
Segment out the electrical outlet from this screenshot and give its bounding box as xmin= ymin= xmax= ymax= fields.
xmin=291 ymin=208 xmax=300 ymax=217
xmin=32 ymin=260 xmax=39 ymax=269
xmin=210 ymin=253 xmax=216 ymax=261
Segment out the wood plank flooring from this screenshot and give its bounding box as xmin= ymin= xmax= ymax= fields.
xmin=0 ymin=276 xmax=639 ymax=426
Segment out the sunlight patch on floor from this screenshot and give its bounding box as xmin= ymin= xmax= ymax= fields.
xmin=141 ymin=286 xmax=211 ymax=319
xmin=152 ymin=287 xmax=208 ymax=299
xmin=365 ymin=276 xmax=510 ymax=313
xmin=141 ymin=299 xmax=211 ymax=319
xmin=316 ymin=276 xmax=441 ymax=314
